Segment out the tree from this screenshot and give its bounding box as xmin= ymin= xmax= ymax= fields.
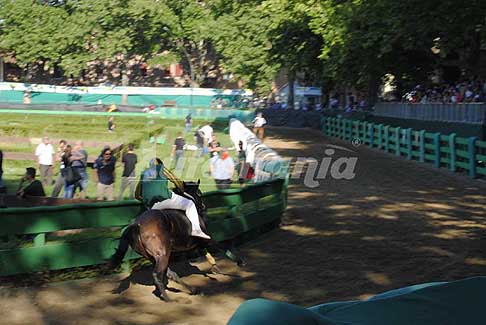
xmin=0 ymin=0 xmax=68 ymax=79
xmin=162 ymin=0 xmax=220 ymax=87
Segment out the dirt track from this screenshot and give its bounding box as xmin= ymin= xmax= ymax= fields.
xmin=1 ymin=126 xmax=485 ymax=324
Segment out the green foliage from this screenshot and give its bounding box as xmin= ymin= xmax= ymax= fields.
xmin=1 ymin=0 xmax=485 ymax=94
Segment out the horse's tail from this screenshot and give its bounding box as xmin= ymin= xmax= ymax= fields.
xmin=109 ymin=224 xmax=137 ymax=269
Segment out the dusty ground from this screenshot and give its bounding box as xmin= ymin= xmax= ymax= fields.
xmin=1 ymin=126 xmax=485 ymax=324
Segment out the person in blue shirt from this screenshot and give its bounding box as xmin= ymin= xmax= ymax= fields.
xmin=93 ymin=147 xmax=116 ymax=201
xmin=136 ymin=158 xmax=210 ymax=239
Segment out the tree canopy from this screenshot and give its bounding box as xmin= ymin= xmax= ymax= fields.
xmin=0 ymin=0 xmax=484 ymax=96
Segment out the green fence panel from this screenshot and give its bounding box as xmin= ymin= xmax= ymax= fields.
xmin=455 ymin=161 xmax=469 ymax=170
xmin=434 ymin=133 xmax=441 ymax=168
xmin=341 ymin=119 xmax=346 ymax=139
xmin=406 ymin=128 xmax=412 ymax=160
xmin=377 ymin=124 xmax=383 ymax=149
xmin=419 ymin=130 xmax=426 ymax=162
xmin=468 ymin=137 xmax=478 ymax=178
xmin=449 ymin=133 xmax=457 ymax=172
xmin=456 ymin=149 xmax=470 ymax=159
xmin=0 ymin=201 xmax=141 ymax=236
xmin=384 ymin=126 xmax=390 ymax=152
xmin=477 ymin=167 xmax=486 ymax=176
xmin=368 ymin=123 xmax=374 ymax=147
xmin=321 ymin=116 xmax=485 ymax=180
xmin=395 ymin=127 xmax=401 ymax=156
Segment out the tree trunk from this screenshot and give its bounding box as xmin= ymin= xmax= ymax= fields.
xmin=121 ymin=68 xmax=129 ymax=105
xmin=287 ymin=69 xmax=295 ymax=109
xmin=367 ymin=73 xmax=380 ymax=107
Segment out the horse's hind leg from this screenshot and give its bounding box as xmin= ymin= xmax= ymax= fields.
xmin=204 ymin=250 xmax=222 ymax=274
xmin=152 ymin=255 xmax=171 ymax=302
xmin=167 ymin=267 xmax=198 ymax=295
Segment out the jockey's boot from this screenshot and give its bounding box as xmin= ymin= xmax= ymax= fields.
xmin=192 ymin=229 xmax=211 ymax=240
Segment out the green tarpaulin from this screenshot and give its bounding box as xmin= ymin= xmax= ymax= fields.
xmin=229 ymin=277 xmax=486 ymax=325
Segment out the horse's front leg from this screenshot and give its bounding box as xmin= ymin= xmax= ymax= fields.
xmin=223 ymin=242 xmax=246 ymax=267
xmin=166 ymin=267 xmax=198 ymax=295
xmin=153 ymin=255 xmax=171 ymax=302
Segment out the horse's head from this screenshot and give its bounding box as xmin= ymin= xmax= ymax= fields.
xmin=182 ymin=180 xmax=206 ymax=214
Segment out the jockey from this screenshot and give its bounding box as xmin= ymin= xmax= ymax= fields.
xmin=135 ymin=158 xmax=211 ymax=240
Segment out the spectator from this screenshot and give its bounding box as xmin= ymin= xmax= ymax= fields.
xmin=198 ymin=122 xmax=213 ymax=148
xmin=237 ymin=141 xmax=251 ymax=187
xmin=118 ymin=143 xmax=138 ymax=200
xmin=61 ymin=145 xmax=76 ymax=198
xmin=210 ymin=148 xmax=235 ymax=190
xmin=35 ymin=136 xmax=54 ymax=187
xmin=51 ymin=140 xmax=67 ymax=198
xmin=93 ymin=147 xmax=116 ymax=201
xmin=252 ymin=112 xmax=267 ymax=141
xmin=172 ymin=132 xmax=185 ymax=173
xmin=185 ymin=114 xmax=192 ymax=133
xmin=330 ymin=96 xmax=339 ymax=109
xmin=400 ymin=79 xmax=486 ymax=104
xmin=194 ymin=130 xmax=204 ymax=158
xmin=17 ymin=167 xmax=45 ymax=197
xmin=208 ymin=135 xmax=221 ymax=158
xmin=70 ymin=141 xmax=88 ymax=199
xmin=108 ymin=117 xmax=115 ymax=132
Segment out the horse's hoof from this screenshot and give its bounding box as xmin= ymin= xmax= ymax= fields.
xmin=211 ymin=265 xmax=223 ymax=274
xmin=237 ymin=259 xmax=247 ymax=267
xmin=159 ymin=293 xmax=171 ymax=302
xmin=153 ymin=289 xmax=171 ymax=302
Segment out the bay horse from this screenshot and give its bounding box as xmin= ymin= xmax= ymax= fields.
xmin=109 ymin=180 xmax=243 ymax=301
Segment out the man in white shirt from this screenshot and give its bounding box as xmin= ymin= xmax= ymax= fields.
xmin=210 ymin=148 xmax=235 ymax=190
xmin=35 ymin=136 xmax=54 ymax=187
xmin=198 ymin=123 xmax=213 ymax=147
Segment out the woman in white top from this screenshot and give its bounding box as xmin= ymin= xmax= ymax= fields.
xmin=252 ymin=113 xmax=267 ymax=140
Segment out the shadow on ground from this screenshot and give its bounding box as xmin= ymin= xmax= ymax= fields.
xmin=1 ymin=126 xmax=485 ymax=324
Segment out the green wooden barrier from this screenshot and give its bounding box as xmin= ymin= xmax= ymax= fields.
xmin=320 ymin=117 xmax=485 ymax=180
xmin=0 ymin=177 xmax=288 ymax=276
xmin=449 ymin=134 xmax=457 ymax=172
xmin=468 ymin=137 xmax=477 ymax=178
xmin=406 ymin=128 xmax=412 ymax=160
xmin=384 ymin=126 xmax=390 ymax=152
xmin=377 ymin=124 xmax=383 ymax=149
xmin=419 ymin=130 xmax=426 ymax=162
xmin=433 ymin=133 xmax=441 ymax=168
xmin=395 ymin=127 xmax=401 ymax=156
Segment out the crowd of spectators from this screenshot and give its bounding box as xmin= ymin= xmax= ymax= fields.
xmin=5 ymin=115 xmax=261 ymax=202
xmin=402 ymin=79 xmax=486 ymax=104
